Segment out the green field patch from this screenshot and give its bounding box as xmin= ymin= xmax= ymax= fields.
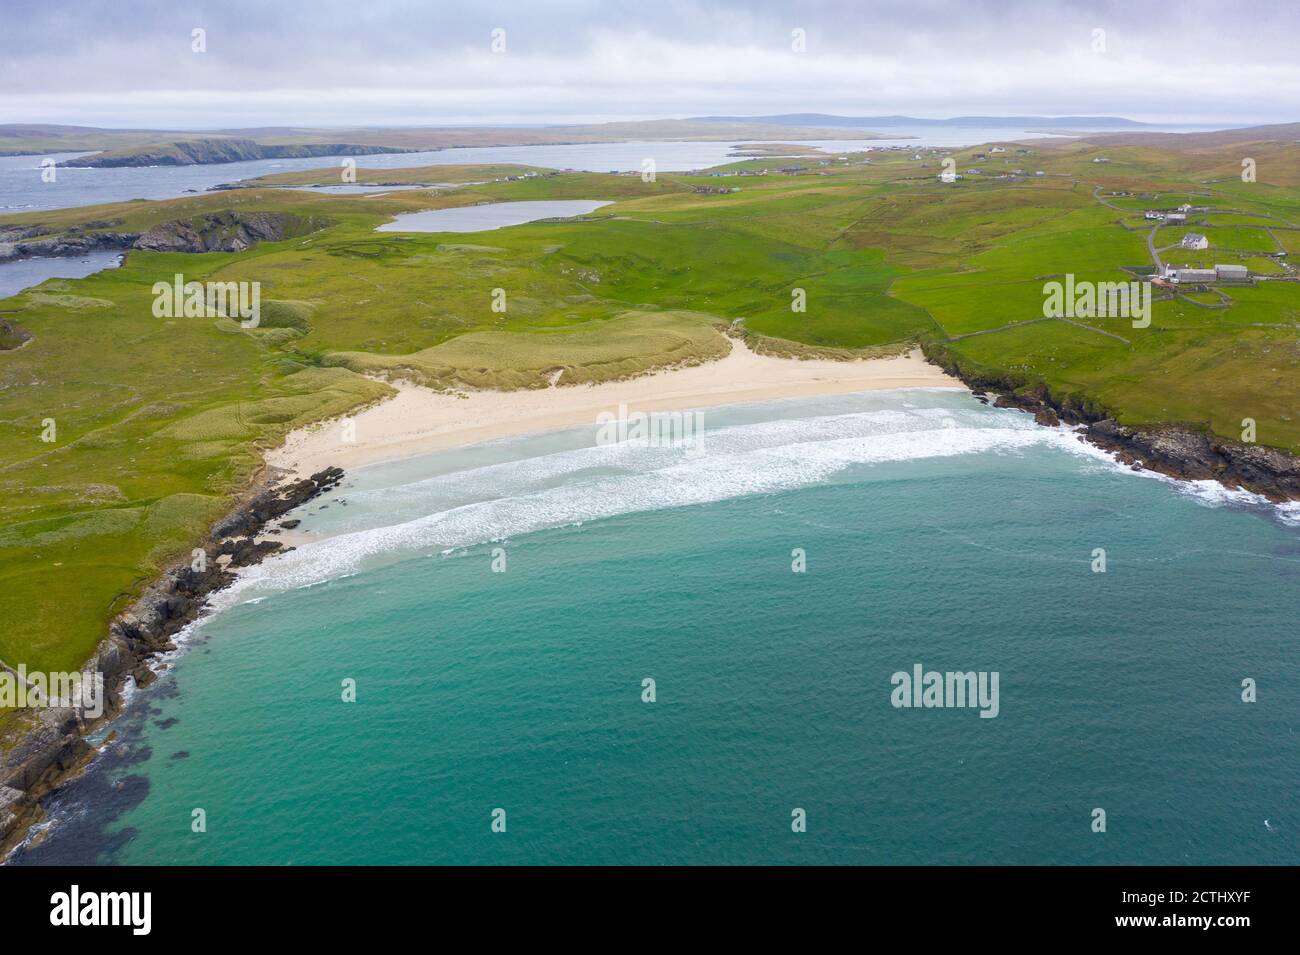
xmin=435 ymin=243 xmax=509 ymax=254
xmin=19 ymin=290 xmax=116 ymax=310
xmin=1242 ymin=256 xmax=1285 ymax=274
xmin=1198 ymin=225 xmax=1280 ymax=252
xmin=1271 ymin=230 xmax=1300 ymax=254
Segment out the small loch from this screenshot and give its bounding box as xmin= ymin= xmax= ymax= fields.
xmin=375 ymin=200 xmax=612 ymax=233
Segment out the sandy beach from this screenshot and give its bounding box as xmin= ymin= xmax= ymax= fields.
xmin=266 ymin=341 xmax=963 ymax=479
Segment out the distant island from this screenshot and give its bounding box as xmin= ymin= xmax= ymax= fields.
xmin=58 ymin=139 xmax=419 ymax=168
xmin=0 ymin=119 xmax=895 ymax=167
xmin=0 ymin=115 xmax=1155 ymax=169
xmin=687 ymin=113 xmax=1159 ymax=129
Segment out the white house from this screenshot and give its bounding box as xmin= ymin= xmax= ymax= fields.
xmin=1181 ymin=233 xmax=1209 ymax=250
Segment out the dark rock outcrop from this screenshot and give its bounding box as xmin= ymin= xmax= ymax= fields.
xmin=1085 ymin=419 xmax=1300 ymax=501
xmin=118 ymin=466 xmax=343 ymax=654
xmin=923 ymin=338 xmax=1300 ymax=502
xmin=211 ymin=466 xmax=342 ymax=538
xmin=993 ymin=393 xmax=1060 ymax=428
xmin=133 ymin=211 xmax=315 ymax=253
xmin=0 ymin=228 xmax=137 ymax=261
xmin=0 ymin=707 xmax=96 ymax=854
xmin=0 ymin=466 xmax=344 ymax=852
xmin=0 ymin=318 xmax=31 ymax=351
xmin=1 ymin=211 xmax=325 ymax=265
xmin=218 ymin=537 xmax=285 ymax=568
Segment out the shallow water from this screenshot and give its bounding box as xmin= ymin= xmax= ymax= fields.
xmin=375 ymin=199 xmax=612 ymax=233
xmin=14 ymin=390 xmax=1298 ymax=865
xmin=0 ymin=249 xmax=123 ymax=300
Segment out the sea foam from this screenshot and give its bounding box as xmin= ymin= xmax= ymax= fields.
xmin=218 ymin=400 xmax=1296 ymax=604
xmin=223 ymin=405 xmax=1102 ymax=602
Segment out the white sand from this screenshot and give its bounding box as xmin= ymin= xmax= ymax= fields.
xmin=266 ymin=341 xmax=962 ymax=479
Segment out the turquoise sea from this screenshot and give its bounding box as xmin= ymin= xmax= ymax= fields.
xmin=13 ymin=389 xmax=1299 ymax=865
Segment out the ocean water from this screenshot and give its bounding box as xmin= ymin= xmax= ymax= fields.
xmin=11 ymin=389 xmax=1299 ymax=865
xmin=0 ymin=249 xmax=123 ymax=300
xmin=0 ymin=134 xmax=1041 ymax=212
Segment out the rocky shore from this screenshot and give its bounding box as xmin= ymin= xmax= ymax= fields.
xmin=0 ymin=211 xmax=321 ymax=263
xmin=0 ymin=465 xmax=344 ymax=857
xmin=922 ymin=340 xmax=1300 ymax=503
xmin=0 ymin=224 xmax=137 ymax=261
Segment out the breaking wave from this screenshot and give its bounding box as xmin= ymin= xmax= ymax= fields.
xmin=214 ymin=398 xmax=1296 ymax=605
xmin=223 ymin=404 xmax=1112 ymax=601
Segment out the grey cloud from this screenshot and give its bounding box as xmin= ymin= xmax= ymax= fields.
xmin=1 ymin=0 xmax=1296 ymax=127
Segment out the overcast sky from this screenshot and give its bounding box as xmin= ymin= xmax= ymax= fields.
xmin=2 ymin=0 xmax=1296 ymax=129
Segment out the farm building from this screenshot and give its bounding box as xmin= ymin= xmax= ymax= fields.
xmin=1165 ymin=266 xmax=1217 ymax=284
xmin=1215 ymin=264 xmax=1249 ymax=281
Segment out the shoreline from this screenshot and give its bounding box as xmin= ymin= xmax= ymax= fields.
xmin=0 ymin=465 xmax=345 ymax=859
xmin=921 ymin=340 xmax=1300 ymax=504
xmin=267 ymin=340 xmax=963 ymax=479
xmin=7 ymin=338 xmax=1298 ymax=860
xmin=1 ymin=343 xmax=958 ymax=857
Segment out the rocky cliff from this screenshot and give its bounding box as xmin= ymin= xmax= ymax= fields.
xmin=0 ymin=466 xmax=345 ymax=855
xmin=922 ymin=339 xmax=1300 ymax=503
xmin=133 ymin=210 xmax=320 ymax=253
xmin=0 ymin=211 xmax=325 ymax=262
xmin=0 ymin=224 xmax=137 ymax=260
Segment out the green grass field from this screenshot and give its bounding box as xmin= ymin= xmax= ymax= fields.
xmin=2 ymin=134 xmax=1298 ymax=677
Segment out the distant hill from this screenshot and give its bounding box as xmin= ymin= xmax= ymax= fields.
xmin=0 ymin=124 xmax=189 ymax=154
xmin=688 ymin=114 xmax=1154 ymax=129
xmin=1072 ymin=122 xmax=1300 ymax=148
xmin=58 ymin=138 xmax=417 ymax=168
xmin=20 ymin=116 xmax=1283 ymax=169
xmin=0 ymin=119 xmax=890 ymax=165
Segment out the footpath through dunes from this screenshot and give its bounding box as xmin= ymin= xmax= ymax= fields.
xmin=267 ymin=335 xmax=961 ymax=479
